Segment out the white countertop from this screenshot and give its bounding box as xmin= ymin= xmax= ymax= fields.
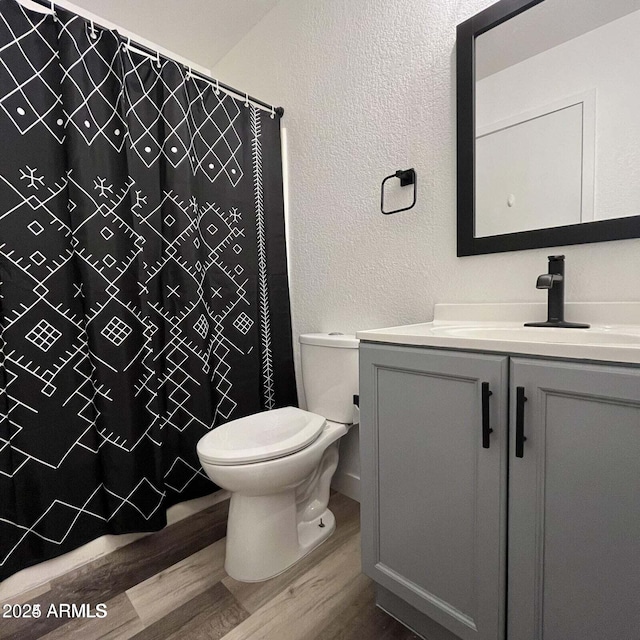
xmin=356 ymin=303 xmax=640 ymax=365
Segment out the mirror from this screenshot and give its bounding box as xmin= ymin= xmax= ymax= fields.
xmin=457 ymin=0 xmax=640 ymax=256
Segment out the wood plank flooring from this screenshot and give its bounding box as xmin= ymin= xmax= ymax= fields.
xmin=0 ymin=493 xmax=418 ymax=640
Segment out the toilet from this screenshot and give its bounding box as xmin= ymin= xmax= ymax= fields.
xmin=196 ymin=332 xmax=359 ymax=582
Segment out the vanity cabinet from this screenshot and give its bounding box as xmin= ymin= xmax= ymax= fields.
xmin=359 ymin=344 xmax=509 ymax=640
xmin=360 ymin=342 xmax=640 ymax=640
xmin=508 ymin=358 xmax=640 ymax=640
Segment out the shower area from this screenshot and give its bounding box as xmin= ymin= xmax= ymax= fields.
xmin=0 ymin=0 xmax=296 ymax=581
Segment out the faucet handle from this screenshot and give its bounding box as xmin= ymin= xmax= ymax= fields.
xmin=536 ymin=274 xmax=553 ymax=289
xmin=536 ymin=273 xmax=563 ymax=289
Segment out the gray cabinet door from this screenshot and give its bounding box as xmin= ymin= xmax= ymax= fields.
xmin=509 ymin=358 xmax=640 ymax=640
xmin=360 ymin=343 xmax=508 ymax=640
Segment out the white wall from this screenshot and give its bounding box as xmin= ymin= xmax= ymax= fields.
xmin=213 ymin=0 xmax=640 ymax=487
xmin=213 ymin=0 xmax=640 ymax=382
xmin=68 ymin=0 xmax=279 ymax=69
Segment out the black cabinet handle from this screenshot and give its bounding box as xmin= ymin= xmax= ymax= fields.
xmin=481 ymin=382 xmax=493 ymax=449
xmin=515 ymin=386 xmax=528 ymax=458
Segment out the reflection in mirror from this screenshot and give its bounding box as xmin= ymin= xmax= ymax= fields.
xmin=474 ymin=0 xmax=640 ymax=239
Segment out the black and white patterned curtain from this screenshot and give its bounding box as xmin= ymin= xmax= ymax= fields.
xmin=0 ymin=0 xmax=296 ymax=580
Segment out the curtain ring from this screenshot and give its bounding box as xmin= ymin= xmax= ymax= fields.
xmin=156 ymin=51 xmax=161 ymax=69
xmin=270 ymin=106 xmax=275 ymax=119
xmin=50 ymin=0 xmax=56 ymax=21
xmin=244 ymin=93 xmax=249 ymax=108
xmin=186 ymin=66 xmax=192 ymax=81
xmin=214 ymin=79 xmax=220 ymax=95
xmin=89 ymin=21 xmax=97 ymax=40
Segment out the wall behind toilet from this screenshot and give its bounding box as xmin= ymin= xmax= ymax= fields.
xmin=212 ymin=0 xmax=640 ymax=387
xmin=213 ymin=0 xmax=640 ymax=492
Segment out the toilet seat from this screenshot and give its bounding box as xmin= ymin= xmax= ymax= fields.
xmin=196 ymin=406 xmax=327 ymax=466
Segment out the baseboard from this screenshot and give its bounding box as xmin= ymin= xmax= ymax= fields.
xmin=0 ymin=490 xmax=229 ymax=603
xmin=331 ymin=470 xmax=360 ymax=502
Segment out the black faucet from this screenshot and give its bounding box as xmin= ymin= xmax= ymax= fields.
xmin=524 ymin=255 xmax=590 ymax=328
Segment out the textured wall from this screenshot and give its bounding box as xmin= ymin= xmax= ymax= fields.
xmin=214 ymin=0 xmax=640 ymax=408
xmin=69 ymin=0 xmax=279 ymax=68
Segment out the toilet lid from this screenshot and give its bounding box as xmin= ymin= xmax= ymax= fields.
xmin=197 ymin=406 xmax=327 ymax=465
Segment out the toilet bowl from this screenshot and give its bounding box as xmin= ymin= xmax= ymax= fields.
xmin=198 ymin=407 xmax=348 ymax=581
xmin=196 ymin=333 xmax=359 ymax=582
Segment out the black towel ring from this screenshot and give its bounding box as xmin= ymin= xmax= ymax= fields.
xmin=380 ymin=168 xmax=417 ymax=215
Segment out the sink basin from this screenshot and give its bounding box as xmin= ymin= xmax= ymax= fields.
xmin=356 ymin=303 xmax=640 ymax=364
xmin=431 ymin=325 xmax=640 ymax=345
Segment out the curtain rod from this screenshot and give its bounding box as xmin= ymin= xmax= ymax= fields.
xmin=28 ymin=0 xmax=284 ymax=118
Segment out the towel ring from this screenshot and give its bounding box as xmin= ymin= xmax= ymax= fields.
xmin=380 ymin=168 xmax=417 ymax=215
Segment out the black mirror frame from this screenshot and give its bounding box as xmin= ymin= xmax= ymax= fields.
xmin=456 ymin=0 xmax=640 ymax=257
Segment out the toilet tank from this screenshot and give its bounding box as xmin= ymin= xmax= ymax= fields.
xmin=299 ymin=333 xmax=359 ymax=424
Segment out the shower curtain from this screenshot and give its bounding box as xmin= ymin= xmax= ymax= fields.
xmin=0 ymin=0 xmax=296 ymax=580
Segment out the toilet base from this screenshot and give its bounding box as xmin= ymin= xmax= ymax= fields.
xmin=221 ymin=435 xmax=344 ymax=583
xmin=231 ymin=508 xmax=336 ymax=583
xmin=297 ymin=507 xmax=336 ymax=558
xmin=224 ymin=492 xmax=337 ymax=583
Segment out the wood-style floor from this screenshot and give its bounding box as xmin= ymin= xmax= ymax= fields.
xmin=1 ymin=493 xmax=419 ymax=640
